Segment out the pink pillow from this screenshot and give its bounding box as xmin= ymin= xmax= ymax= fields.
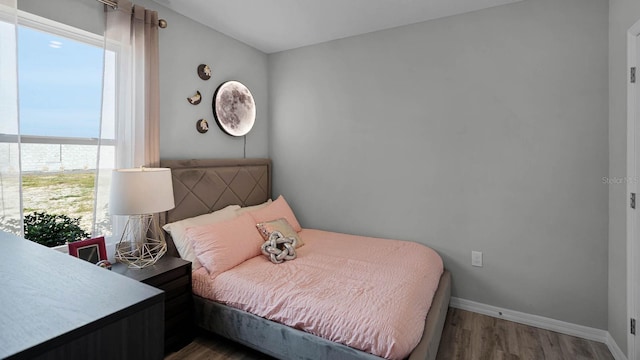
xmin=187 ymin=213 xmax=263 ymax=277
xmin=249 ymin=195 xmax=302 ymax=232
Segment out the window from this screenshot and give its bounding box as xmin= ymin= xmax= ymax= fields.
xmin=0 ymin=12 xmax=116 ymax=238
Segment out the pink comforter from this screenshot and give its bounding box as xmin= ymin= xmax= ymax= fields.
xmin=192 ymin=229 xmax=443 ymax=359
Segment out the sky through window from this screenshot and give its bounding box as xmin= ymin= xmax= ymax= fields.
xmin=17 ymin=26 xmax=104 ymax=138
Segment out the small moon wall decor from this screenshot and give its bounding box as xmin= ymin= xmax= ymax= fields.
xmin=187 ymin=90 xmax=202 ymax=105
xmin=196 ymin=119 xmax=209 ymax=133
xmin=197 ymin=64 xmax=211 ymax=80
xmin=212 ymin=80 xmax=256 ymax=137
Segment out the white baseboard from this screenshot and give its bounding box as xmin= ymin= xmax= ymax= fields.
xmin=607 ymin=332 xmax=627 ymax=360
xmin=450 ymin=297 xmax=627 ymax=360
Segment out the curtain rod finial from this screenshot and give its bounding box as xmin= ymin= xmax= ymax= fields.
xmin=158 ymin=19 xmax=167 ymax=28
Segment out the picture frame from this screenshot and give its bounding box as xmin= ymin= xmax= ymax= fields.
xmin=68 ymin=236 xmax=107 ymax=264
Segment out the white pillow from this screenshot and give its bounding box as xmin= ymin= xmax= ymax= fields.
xmin=162 ymin=204 xmax=240 ymax=269
xmin=235 ymin=199 xmax=272 ymax=215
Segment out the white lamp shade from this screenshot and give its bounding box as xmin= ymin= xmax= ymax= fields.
xmin=109 ymin=168 xmax=175 ymax=215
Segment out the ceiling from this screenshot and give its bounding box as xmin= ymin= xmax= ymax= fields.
xmin=153 ymin=0 xmax=523 ymax=54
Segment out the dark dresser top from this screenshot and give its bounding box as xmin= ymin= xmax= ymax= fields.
xmin=112 ymin=256 xmax=191 ymax=282
xmin=0 ymin=231 xmax=164 ymax=359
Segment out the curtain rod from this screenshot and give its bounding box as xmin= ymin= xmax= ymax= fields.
xmin=96 ymin=0 xmax=168 ymax=28
xmin=96 ymin=0 xmax=118 ymax=9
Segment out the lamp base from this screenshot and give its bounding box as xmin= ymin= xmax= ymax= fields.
xmin=115 ymin=214 xmax=167 ymax=269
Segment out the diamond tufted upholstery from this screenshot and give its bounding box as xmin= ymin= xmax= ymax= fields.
xmin=159 ymin=158 xmax=271 ymax=256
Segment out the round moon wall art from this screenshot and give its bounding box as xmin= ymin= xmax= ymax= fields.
xmin=212 ymin=80 xmax=256 ymax=137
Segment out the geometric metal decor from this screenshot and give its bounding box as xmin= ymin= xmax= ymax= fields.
xmin=115 ymin=214 xmax=167 ymax=269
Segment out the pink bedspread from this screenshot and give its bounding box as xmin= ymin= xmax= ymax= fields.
xmin=193 ymin=229 xmax=443 ymax=359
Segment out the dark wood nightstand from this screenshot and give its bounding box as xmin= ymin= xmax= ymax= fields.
xmin=113 ymin=256 xmax=194 ymax=353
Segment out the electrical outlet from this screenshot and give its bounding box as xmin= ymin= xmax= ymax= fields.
xmin=472 ymin=251 xmax=483 ymax=267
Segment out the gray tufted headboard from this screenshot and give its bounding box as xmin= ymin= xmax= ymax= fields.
xmin=159 ymin=158 xmax=271 ymax=257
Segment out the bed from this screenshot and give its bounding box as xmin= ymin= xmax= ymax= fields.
xmin=159 ymin=158 xmax=451 ymax=360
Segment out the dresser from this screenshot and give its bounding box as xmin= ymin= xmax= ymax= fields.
xmin=112 ymin=256 xmax=193 ymax=353
xmin=0 ymin=231 xmax=164 ymax=360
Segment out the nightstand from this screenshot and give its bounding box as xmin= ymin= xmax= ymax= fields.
xmin=112 ymin=256 xmax=193 ymax=353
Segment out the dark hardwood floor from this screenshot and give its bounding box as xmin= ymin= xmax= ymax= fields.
xmin=165 ymin=308 xmax=614 ymax=360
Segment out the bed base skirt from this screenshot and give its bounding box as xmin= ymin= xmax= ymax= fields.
xmin=194 ymin=270 xmax=451 ymax=360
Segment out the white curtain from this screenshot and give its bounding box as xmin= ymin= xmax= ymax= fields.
xmin=0 ymin=0 xmax=161 ymax=238
xmin=0 ymin=0 xmax=21 ymax=236
xmin=93 ymin=0 xmax=161 ymax=237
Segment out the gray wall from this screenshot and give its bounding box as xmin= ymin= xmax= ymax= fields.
xmin=20 ymin=0 xmax=623 ymax=341
xmin=609 ymin=0 xmax=640 ymax=354
xmin=18 ymin=0 xmax=269 ymax=160
xmin=269 ymin=0 xmax=609 ymax=329
xmin=19 ymin=0 xmax=104 ymax=35
xmin=153 ymin=1 xmax=268 ymax=159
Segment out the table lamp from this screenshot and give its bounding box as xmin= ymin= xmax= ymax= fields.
xmin=109 ymin=167 xmax=175 ymax=268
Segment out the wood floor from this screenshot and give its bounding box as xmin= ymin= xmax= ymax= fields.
xmin=165 ymin=308 xmax=614 ymax=360
xmin=436 ymin=308 xmax=613 ymax=360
